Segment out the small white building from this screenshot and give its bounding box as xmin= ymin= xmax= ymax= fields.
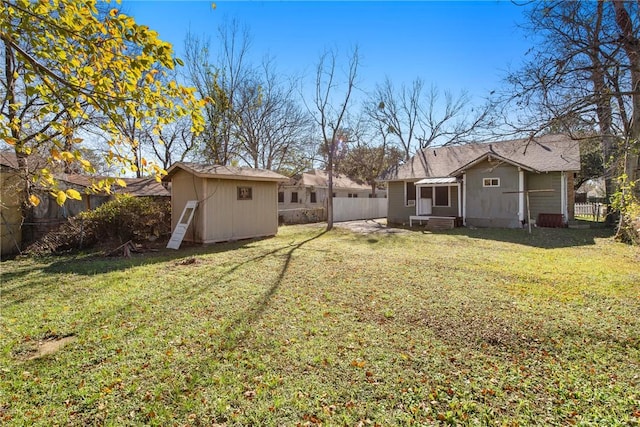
xmin=163 ymin=162 xmax=288 ymax=244
xmin=278 ymin=169 xmax=385 ymax=210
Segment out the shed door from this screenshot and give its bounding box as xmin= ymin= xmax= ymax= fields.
xmin=167 ymin=200 xmax=198 ymax=249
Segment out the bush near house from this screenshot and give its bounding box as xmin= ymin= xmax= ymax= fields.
xmin=25 ymin=196 xmax=170 ymax=255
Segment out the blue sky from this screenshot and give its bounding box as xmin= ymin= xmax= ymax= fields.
xmin=123 ymin=1 xmax=531 ymax=105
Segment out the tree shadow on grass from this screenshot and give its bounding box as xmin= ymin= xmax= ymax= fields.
xmin=0 ymin=237 xmax=273 ymax=310
xmin=40 ymin=238 xmax=263 ymax=276
xmin=215 ymin=230 xmax=327 ymax=352
xmin=415 ymin=225 xmax=616 ymax=249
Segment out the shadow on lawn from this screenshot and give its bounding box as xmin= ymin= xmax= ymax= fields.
xmin=415 ymin=225 xmax=615 ymax=249
xmin=1 ymin=237 xmax=273 ymax=310
xmin=216 ymin=230 xmax=327 ymax=351
xmin=40 ymin=237 xmax=262 ymax=276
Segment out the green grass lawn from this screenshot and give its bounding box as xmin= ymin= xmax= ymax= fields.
xmin=1 ymin=225 xmax=639 ymax=425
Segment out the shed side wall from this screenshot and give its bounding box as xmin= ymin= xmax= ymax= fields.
xmin=170 ymin=170 xmax=204 ymax=243
xmin=1 ymin=170 xmax=23 ymax=256
xmin=204 ymin=179 xmax=279 ymax=243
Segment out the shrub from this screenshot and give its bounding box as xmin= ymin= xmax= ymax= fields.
xmin=80 ymin=195 xmax=171 ymax=243
xmin=25 ymin=196 xmax=171 ymax=255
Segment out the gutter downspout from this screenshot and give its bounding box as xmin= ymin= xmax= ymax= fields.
xmin=561 ymin=171 xmax=567 ymax=224
xmin=462 ymin=173 xmax=467 ymax=226
xmin=457 ymin=182 xmax=462 ymax=219
xmin=518 ymin=169 xmax=525 ymax=225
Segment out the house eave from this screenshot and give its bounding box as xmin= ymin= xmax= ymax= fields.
xmin=450 ymin=153 xmax=538 ymax=177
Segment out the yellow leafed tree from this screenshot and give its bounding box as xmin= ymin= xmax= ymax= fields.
xmin=0 ymin=0 xmax=207 ymax=211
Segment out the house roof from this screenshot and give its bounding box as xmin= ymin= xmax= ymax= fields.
xmin=115 ymin=178 xmax=170 ymax=197
xmin=47 ymin=174 xmax=170 ymax=197
xmin=289 ymin=169 xmax=371 ymax=191
xmin=0 ymin=150 xmax=48 ymax=171
xmin=163 ymin=162 xmax=289 ymax=183
xmin=380 ymin=134 xmax=582 ymax=181
xmin=1 ymin=151 xmax=168 ymax=197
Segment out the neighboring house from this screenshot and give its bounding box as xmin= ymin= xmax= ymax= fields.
xmin=380 ymin=134 xmax=581 ymax=228
xmin=278 ymin=169 xmax=385 ymax=210
xmin=163 ymin=162 xmax=288 ymax=244
xmin=0 ymin=150 xmax=171 ymax=256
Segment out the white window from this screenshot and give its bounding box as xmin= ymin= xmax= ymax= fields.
xmin=483 ymin=178 xmax=500 ymax=187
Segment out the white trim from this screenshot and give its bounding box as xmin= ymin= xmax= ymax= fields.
xmin=432 ymin=185 xmax=451 ymax=207
xmin=483 ymin=177 xmax=501 ymax=187
xmin=457 ymin=183 xmax=462 ymax=218
xmin=518 ymin=170 xmax=525 ymax=223
xmin=462 ymin=173 xmax=467 ymax=225
xmin=561 ymin=171 xmax=567 ymax=222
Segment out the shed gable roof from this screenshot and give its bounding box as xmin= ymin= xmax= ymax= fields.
xmin=164 ymin=162 xmax=288 ymax=182
xmin=380 ymin=134 xmax=582 ymax=181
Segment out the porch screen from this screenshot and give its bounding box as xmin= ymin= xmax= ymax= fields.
xmin=405 ymin=182 xmax=416 ymax=206
xmin=434 ymin=186 xmax=449 ymax=206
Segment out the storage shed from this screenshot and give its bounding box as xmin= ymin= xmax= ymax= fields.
xmin=163 ymin=162 xmax=288 ymax=244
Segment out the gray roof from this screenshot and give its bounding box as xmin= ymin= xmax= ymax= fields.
xmin=380 ymin=134 xmax=582 ymax=181
xmin=292 ymin=169 xmax=371 ymax=191
xmin=164 ymin=162 xmax=289 ymax=182
xmin=0 ymin=150 xmax=47 ymax=171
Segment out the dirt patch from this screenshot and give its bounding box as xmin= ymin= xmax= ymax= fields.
xmin=334 ymin=218 xmax=410 ymax=235
xmin=16 ymin=335 xmax=76 ymax=361
xmin=407 ymin=308 xmax=533 ymax=353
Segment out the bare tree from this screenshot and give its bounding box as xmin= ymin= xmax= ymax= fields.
xmin=336 ymin=114 xmax=404 ymax=197
xmin=370 ymin=78 xmax=494 ymax=160
xmin=310 ymin=47 xmax=359 ymax=231
xmin=369 ymin=77 xmax=422 ymax=161
xmin=503 ymin=0 xmax=640 ymax=240
xmin=183 ymin=31 xmax=233 ymax=165
xmin=234 ymin=58 xmax=313 ymax=173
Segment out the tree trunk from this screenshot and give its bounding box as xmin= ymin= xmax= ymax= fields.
xmin=5 ymin=43 xmax=35 ymax=248
xmin=326 ymin=139 xmax=334 ymax=231
xmin=590 ymin=2 xmax=618 ymax=224
xmin=612 ymin=0 xmax=640 ymax=239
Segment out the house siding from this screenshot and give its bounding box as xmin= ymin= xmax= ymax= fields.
xmin=202 ymin=179 xmax=278 ymax=243
xmin=465 ymin=161 xmax=521 ymax=228
xmin=387 ymin=180 xmax=416 ymax=224
xmin=526 ymin=172 xmax=563 ymax=224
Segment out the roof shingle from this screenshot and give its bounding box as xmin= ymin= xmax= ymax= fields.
xmin=164 ymin=162 xmax=289 ymax=182
xmin=380 ymin=134 xmax=582 ymax=181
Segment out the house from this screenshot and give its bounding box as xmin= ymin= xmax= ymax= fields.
xmin=0 ymin=150 xmax=172 ymax=256
xmin=163 ymin=162 xmax=288 ymax=244
xmin=380 ymin=134 xmax=581 ymax=228
xmin=277 ymin=169 xmax=386 ymax=224
xmin=278 ymin=169 xmax=384 ymax=209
